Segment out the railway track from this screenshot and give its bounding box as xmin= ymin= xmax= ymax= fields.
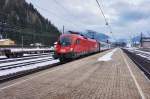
xmin=0 ymin=57 xmax=53 ymax=70
xmin=123 ymin=48 xmax=150 ymax=79
xmin=0 ymin=53 xmax=53 ymax=63
xmin=0 ymin=49 xmax=109 ymax=83
xmin=0 ymin=54 xmax=59 ymax=82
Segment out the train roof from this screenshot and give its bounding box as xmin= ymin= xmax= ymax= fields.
xmin=100 ymin=41 xmax=111 ymax=45
xmin=60 ymin=33 xmax=97 ymax=42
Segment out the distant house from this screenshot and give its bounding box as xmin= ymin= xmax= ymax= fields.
xmin=0 ymin=39 xmax=15 ymax=46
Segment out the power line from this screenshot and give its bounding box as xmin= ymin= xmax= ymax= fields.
xmin=95 ymin=0 xmax=118 ymax=41
xmin=32 ymin=0 xmax=113 ymax=33
xmin=95 ymin=0 xmax=113 ymax=33
xmin=53 ymin=0 xmax=116 ymax=41
xmin=30 ymin=0 xmax=85 ymax=30
xmin=53 ymin=0 xmax=77 ymax=18
xmin=53 ymin=0 xmax=103 ymax=31
xmin=96 ymin=0 xmax=108 ymax=26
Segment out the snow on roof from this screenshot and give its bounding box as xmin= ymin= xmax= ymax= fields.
xmin=0 ymin=39 xmax=10 ymax=41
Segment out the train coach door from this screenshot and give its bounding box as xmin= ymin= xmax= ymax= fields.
xmin=75 ymin=39 xmax=80 ymax=53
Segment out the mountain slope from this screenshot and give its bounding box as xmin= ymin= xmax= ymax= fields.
xmin=85 ymin=30 xmax=109 ymax=42
xmin=0 ymin=0 xmax=60 ymax=46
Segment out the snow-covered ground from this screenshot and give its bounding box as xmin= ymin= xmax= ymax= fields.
xmin=125 ymin=47 xmax=138 ymax=50
xmin=0 ymin=51 xmax=59 ymax=77
xmin=0 ymin=56 xmax=6 ymax=59
xmin=98 ymin=49 xmax=117 ymax=61
xmin=0 ymin=59 xmax=59 ymax=76
xmin=0 ymin=53 xmax=50 ymax=59
xmin=0 ymin=53 xmax=53 ymax=63
xmin=0 ymin=56 xmax=53 ymax=67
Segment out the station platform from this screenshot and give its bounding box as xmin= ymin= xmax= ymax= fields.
xmin=0 ymin=48 xmax=149 ymax=99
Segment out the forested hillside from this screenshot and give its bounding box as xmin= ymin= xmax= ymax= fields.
xmin=0 ymin=0 xmax=60 ymax=46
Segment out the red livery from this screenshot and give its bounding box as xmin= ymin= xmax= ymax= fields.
xmin=53 ymin=32 xmax=100 ymax=62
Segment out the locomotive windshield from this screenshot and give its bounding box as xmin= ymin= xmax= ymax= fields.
xmin=59 ymin=36 xmax=71 ymax=46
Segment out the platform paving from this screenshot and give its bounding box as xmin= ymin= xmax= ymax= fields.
xmin=0 ymin=48 xmax=149 ymax=99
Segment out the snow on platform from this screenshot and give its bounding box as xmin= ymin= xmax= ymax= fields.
xmin=98 ymin=49 xmax=117 ymax=61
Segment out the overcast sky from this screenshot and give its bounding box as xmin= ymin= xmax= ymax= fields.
xmin=26 ymin=0 xmax=150 ymax=40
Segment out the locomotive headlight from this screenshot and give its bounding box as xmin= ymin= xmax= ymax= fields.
xmin=70 ymin=48 xmax=73 ymax=51
xmin=54 ymin=45 xmax=57 ymax=51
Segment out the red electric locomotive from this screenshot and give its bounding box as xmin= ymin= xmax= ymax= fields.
xmin=53 ymin=31 xmax=100 ymax=62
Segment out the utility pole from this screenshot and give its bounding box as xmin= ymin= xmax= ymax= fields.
xmin=0 ymin=21 xmax=5 ymax=39
xmin=140 ymin=32 xmax=143 ymax=47
xmin=0 ymin=12 xmax=7 ymax=40
xmin=63 ymin=25 xmax=64 ymax=34
xmin=32 ymin=34 xmax=34 ymax=45
xmin=5 ymin=34 xmax=7 ymax=39
xmin=21 ymin=36 xmax=24 ymax=49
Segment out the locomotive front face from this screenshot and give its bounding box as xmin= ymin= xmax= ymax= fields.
xmin=53 ymin=35 xmax=75 ymax=60
xmin=58 ymin=36 xmax=74 ymax=53
xmin=59 ymin=36 xmax=71 ymax=46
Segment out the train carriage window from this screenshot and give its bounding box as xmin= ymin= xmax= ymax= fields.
xmin=59 ymin=36 xmax=71 ymax=46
